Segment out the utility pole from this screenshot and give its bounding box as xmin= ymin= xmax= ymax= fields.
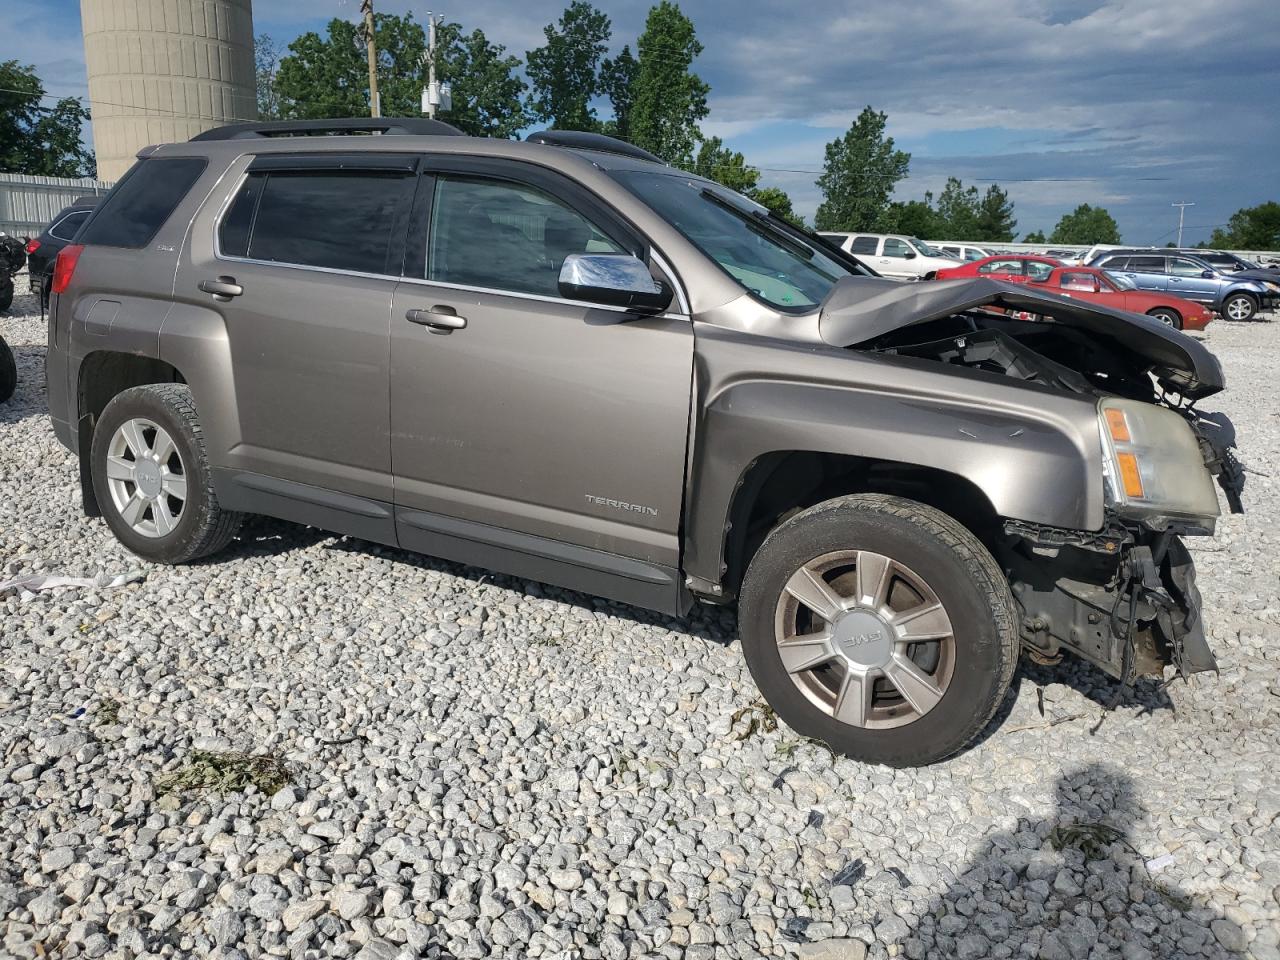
xmin=1172 ymin=201 xmax=1195 ymax=248
xmin=361 ymin=0 xmax=380 ymax=117
xmin=426 ymin=13 xmax=438 ymax=119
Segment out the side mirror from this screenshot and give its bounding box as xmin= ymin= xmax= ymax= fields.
xmin=558 ymin=253 xmax=673 ymax=313
xmin=903 ymin=250 xmax=918 ymax=259
xmin=1202 ymin=270 xmax=1215 ymax=279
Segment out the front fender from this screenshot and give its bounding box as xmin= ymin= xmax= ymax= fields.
xmin=683 ymin=324 xmax=1104 ymax=588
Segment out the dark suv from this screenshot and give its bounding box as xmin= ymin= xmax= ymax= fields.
xmin=1090 ymin=249 xmax=1277 ymax=321
xmin=25 ymin=198 xmax=99 ymax=307
xmin=45 ymin=119 xmax=1244 ymax=766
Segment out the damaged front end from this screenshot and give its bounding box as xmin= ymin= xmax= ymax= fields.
xmin=818 ymin=275 xmax=1246 ymax=683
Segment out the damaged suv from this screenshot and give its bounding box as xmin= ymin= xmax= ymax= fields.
xmin=45 ymin=120 xmax=1245 ymax=766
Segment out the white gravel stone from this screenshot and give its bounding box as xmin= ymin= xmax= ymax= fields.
xmin=2 ymin=287 xmax=1278 ymax=958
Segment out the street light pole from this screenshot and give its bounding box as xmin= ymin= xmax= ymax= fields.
xmin=362 ymin=0 xmax=381 ymax=118
xmin=1172 ymin=201 xmax=1195 ymax=248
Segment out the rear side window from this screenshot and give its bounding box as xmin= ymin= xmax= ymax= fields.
xmin=849 ymin=236 xmax=879 ymax=254
xmin=48 ymin=210 xmax=91 ymax=242
xmin=1129 ymin=256 xmax=1166 ymax=273
xmin=219 ymin=170 xmax=415 ymax=275
xmin=1098 ymin=256 xmax=1129 ymax=269
xmin=79 ymin=157 xmax=207 ymax=248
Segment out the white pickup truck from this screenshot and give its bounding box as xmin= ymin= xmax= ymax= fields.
xmin=819 ymin=232 xmax=960 ymax=280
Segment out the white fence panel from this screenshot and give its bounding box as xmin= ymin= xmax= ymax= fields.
xmin=0 ymin=172 xmax=116 ymax=238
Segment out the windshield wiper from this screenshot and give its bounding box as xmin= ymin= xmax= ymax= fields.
xmin=699 ymin=188 xmax=815 ymax=261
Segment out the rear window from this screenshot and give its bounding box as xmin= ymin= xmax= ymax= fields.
xmin=79 ymin=157 xmax=207 ymax=249
xmin=219 ymin=169 xmax=415 ymax=275
xmin=48 ymin=210 xmax=91 ymax=242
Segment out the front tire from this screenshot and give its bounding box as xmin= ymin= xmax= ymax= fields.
xmin=1146 ymin=307 xmax=1182 ymax=329
xmin=1222 ymin=293 xmax=1257 ymax=322
xmin=91 ymin=384 xmax=241 ymax=563
xmin=739 ymin=494 xmax=1017 ymax=766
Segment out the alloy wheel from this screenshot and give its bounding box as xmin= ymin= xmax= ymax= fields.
xmin=104 ymin=417 xmax=188 ymax=538
xmin=773 ymin=550 xmax=956 ymax=730
xmin=1226 ymin=297 xmax=1253 ymax=321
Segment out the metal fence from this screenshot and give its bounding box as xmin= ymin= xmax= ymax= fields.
xmin=0 ymin=172 xmax=116 ymax=239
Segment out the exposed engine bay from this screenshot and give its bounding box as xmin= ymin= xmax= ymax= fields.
xmin=833 ymin=289 xmax=1247 ymax=686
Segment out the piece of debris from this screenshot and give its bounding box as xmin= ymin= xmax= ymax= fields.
xmin=155 ymin=750 xmax=291 ymax=797
xmin=0 ymin=570 xmax=145 ymax=602
xmin=1145 ymin=853 xmax=1176 ymax=873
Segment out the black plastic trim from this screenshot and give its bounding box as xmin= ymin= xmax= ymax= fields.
xmin=193 ymin=118 xmax=465 ymax=141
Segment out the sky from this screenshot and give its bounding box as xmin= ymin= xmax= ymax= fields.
xmin=10 ymin=0 xmax=1280 ymax=244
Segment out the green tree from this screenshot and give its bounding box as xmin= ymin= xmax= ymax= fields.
xmin=814 ymin=106 xmax=910 ymax=232
xmin=888 ymin=196 xmax=943 ymax=238
xmin=1208 ymin=202 xmax=1280 ymax=250
xmin=525 ymin=1 xmax=611 ymax=131
xmin=629 ymin=1 xmax=710 ymax=166
xmin=692 ymin=137 xmax=759 ymax=193
xmin=1049 ymin=204 xmax=1121 ymax=245
xmin=1023 ymin=229 xmax=1047 ymax=243
xmin=276 ymin=15 xmax=427 ymax=118
xmin=255 ymin=35 xmax=284 ymax=120
xmin=599 ymin=45 xmax=637 ymax=139
xmin=975 ymin=184 xmax=1017 ymax=241
xmin=935 ymin=177 xmax=980 ymax=238
xmin=434 ymin=23 xmax=528 ymax=138
xmin=751 ymin=186 xmax=803 ymax=228
xmin=0 ymin=61 xmax=94 ymax=177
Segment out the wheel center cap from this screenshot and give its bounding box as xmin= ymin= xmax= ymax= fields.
xmin=135 ymin=460 xmax=163 ymax=498
xmin=832 ymin=610 xmax=893 ymax=667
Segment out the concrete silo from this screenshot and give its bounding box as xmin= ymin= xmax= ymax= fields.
xmin=81 ymin=0 xmax=257 ymax=181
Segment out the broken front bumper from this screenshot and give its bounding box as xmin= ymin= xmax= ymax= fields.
xmin=1004 ymin=522 xmax=1216 ymax=681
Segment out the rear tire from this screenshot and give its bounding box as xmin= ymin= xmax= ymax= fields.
xmin=1145 ymin=307 xmax=1182 ymax=329
xmin=738 ymin=494 xmax=1017 ymax=766
xmin=1222 ymin=293 xmax=1257 ymax=322
xmin=91 ymin=383 xmax=241 ymax=563
xmin=0 ymin=336 xmax=15 ymax=403
xmin=0 ymin=277 xmax=13 ymax=313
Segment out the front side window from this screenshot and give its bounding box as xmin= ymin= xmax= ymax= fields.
xmin=1025 ymin=260 xmax=1055 ymax=282
xmin=610 ymin=171 xmax=860 ymax=312
xmin=978 ymin=259 xmax=1024 ymax=276
xmin=80 ymin=156 xmax=207 ymax=249
xmin=882 ymin=238 xmax=912 ymax=258
xmin=1168 ymin=257 xmax=1207 ymax=278
xmin=427 ymin=176 xmax=623 ymax=297
xmin=1060 ymin=271 xmax=1099 ymax=292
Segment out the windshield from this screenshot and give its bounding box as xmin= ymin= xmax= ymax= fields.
xmin=1104 ymin=271 xmax=1136 ymax=290
xmin=610 ymin=171 xmax=859 ymax=311
xmin=911 ymin=238 xmax=950 ymax=258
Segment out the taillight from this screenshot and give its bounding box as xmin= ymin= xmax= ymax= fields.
xmin=51 ymin=244 xmax=84 ymax=295
xmin=25 ymin=238 xmax=40 ymax=255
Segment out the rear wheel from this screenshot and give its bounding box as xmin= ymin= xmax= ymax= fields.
xmin=0 ymin=336 xmax=15 ymax=403
xmin=738 ymin=494 xmax=1017 ymax=766
xmin=1223 ymin=293 xmax=1257 ymax=322
xmin=91 ymin=384 xmax=241 ymax=563
xmin=1145 ymin=307 xmax=1182 ymax=329
xmin=0 ymin=277 xmax=13 ymax=312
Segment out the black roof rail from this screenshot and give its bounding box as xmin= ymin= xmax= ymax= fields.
xmin=191 ymin=118 xmax=465 ymax=142
xmin=525 ymin=130 xmax=665 ymax=164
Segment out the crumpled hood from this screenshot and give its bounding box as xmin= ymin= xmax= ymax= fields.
xmin=1226 ymin=267 xmax=1280 ymax=284
xmin=819 ymin=275 xmax=1225 ymax=399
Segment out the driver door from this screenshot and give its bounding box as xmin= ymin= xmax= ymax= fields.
xmin=388 ymin=158 xmax=695 ymax=612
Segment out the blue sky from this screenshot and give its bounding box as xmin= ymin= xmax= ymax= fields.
xmin=10 ymin=0 xmax=1280 ymax=243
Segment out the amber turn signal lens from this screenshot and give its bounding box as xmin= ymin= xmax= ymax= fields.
xmin=1116 ymin=452 xmax=1144 ymax=498
xmin=1104 ymin=408 xmax=1131 ymax=443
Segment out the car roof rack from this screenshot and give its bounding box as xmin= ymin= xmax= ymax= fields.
xmin=525 ymin=130 xmax=665 ymax=164
xmin=191 ymin=118 xmax=465 ymax=141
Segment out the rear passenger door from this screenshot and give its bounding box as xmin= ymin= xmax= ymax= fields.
xmin=1124 ymin=255 xmax=1168 ymax=293
xmin=185 ymin=154 xmax=416 ymax=529
xmin=388 ymin=157 xmax=695 ymax=611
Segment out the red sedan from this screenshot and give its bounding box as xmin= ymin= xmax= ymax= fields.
xmin=931 ymin=254 xmax=1063 ymax=283
xmin=1030 ymin=266 xmax=1211 ymax=331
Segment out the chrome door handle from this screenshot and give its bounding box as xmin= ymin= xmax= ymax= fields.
xmin=199 ymin=276 xmax=243 ymax=301
xmin=406 ymin=307 xmax=467 ymax=333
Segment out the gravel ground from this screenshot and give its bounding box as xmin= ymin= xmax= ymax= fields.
xmin=2 ymin=282 xmax=1279 ymax=960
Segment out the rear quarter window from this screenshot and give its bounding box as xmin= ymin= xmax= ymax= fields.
xmin=79 ymin=157 xmax=207 ymax=249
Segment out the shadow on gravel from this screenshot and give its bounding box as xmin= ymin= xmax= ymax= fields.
xmin=1019 ymin=656 xmax=1176 ymax=716
xmin=199 ymin=515 xmax=331 ymax=562
xmin=0 ymin=344 xmax=49 ymax=425
xmin=902 ymin=764 xmax=1246 ymax=958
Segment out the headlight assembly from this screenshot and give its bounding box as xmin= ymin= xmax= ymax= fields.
xmin=1098 ymin=398 xmax=1220 ymax=528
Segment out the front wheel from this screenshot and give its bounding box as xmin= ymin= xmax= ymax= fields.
xmin=1222 ymin=293 xmax=1257 ymax=322
xmin=738 ymin=494 xmax=1018 ymax=766
xmin=91 ymin=383 xmax=241 ymax=563
xmin=1146 ymin=307 xmax=1182 ymax=329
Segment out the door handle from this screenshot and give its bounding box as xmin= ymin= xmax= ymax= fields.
xmin=406 ymin=306 xmax=467 ymax=333
xmin=199 ymin=276 xmax=243 ymax=301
